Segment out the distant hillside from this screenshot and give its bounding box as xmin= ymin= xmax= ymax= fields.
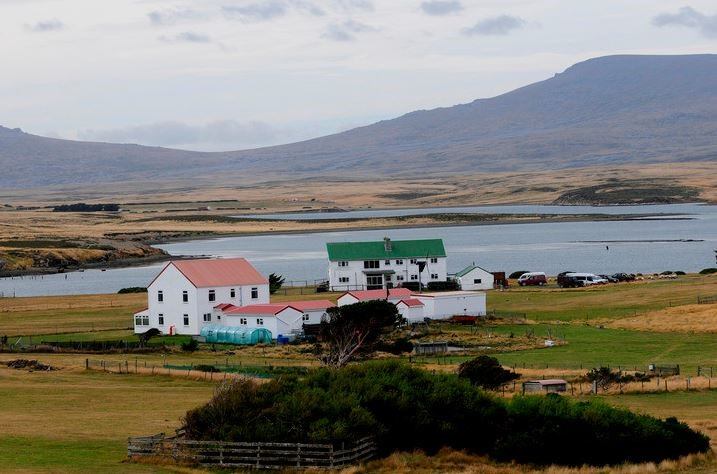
xmin=2 ymin=54 xmax=716 ymax=188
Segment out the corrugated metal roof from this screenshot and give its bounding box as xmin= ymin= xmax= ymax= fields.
xmin=455 ymin=264 xmax=491 ymax=278
xmin=151 ymin=258 xmax=268 ymax=288
xmin=326 ymin=239 xmax=445 ymax=261
xmin=218 ymin=300 xmax=334 ymax=316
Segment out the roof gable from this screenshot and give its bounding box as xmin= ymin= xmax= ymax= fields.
xmin=396 ymin=298 xmax=424 ymax=308
xmin=342 ymin=288 xmax=412 ymax=301
xmin=455 ymin=264 xmax=491 ymax=278
xmin=327 ymin=239 xmax=445 ymax=261
xmin=150 ymin=258 xmax=268 ymax=288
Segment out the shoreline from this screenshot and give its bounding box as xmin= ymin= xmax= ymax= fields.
xmin=0 ymin=212 xmax=695 ymax=278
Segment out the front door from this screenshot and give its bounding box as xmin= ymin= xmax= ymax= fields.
xmin=366 ymin=274 xmax=383 ymax=290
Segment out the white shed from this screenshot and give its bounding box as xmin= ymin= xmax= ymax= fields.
xmin=413 ymin=291 xmax=486 ymax=320
xmin=395 ymin=298 xmax=425 ymax=323
xmin=454 ymin=265 xmax=494 ymax=291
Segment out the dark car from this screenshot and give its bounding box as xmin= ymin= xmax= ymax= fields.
xmin=556 ymin=271 xmax=576 ymax=287
xmin=559 ymin=275 xmax=584 ymax=288
xmin=599 ymin=274 xmax=619 ymax=283
xmin=611 ymin=273 xmax=636 ymax=282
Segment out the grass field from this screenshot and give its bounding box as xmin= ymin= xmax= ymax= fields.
xmin=2 ymin=277 xmax=717 ymax=472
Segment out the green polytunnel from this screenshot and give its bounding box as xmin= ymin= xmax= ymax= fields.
xmin=200 ymin=325 xmax=273 ymax=345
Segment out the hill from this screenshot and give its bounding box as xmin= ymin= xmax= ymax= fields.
xmin=1 ymin=54 xmax=716 ymax=188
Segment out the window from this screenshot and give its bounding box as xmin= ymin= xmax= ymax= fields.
xmin=339 ymin=277 xmax=349 ymax=283
xmin=142 ymin=316 xmax=149 ymax=325
xmin=430 ymin=258 xmax=438 ymax=264
xmin=338 ymin=261 xmax=349 ymax=267
xmin=240 ymin=318 xmax=247 ymax=325
xmin=384 ymin=260 xmax=391 ymax=265
xmin=251 ymin=287 xmax=258 ymax=299
xmin=257 ymin=318 xmax=264 ymax=325
xmin=396 ymin=275 xmax=404 ymax=281
xmin=473 ymin=278 xmax=482 ymax=284
xmin=183 ymin=314 xmax=189 ymax=326
xmin=230 ymin=288 xmax=236 ymax=298
xmin=431 ymin=273 xmax=439 ymax=279
xmin=203 ymin=313 xmax=211 ymax=322
xmin=157 ymin=290 xmax=163 ymax=302
xmin=395 ymin=259 xmax=403 ymax=265
xmin=208 ymin=290 xmax=215 ymax=302
xmin=135 ymin=316 xmax=143 ymax=326
xmin=302 ymin=314 xmax=310 ymax=321
xmin=410 ymin=259 xmax=417 ymax=264
xmin=410 ymin=274 xmax=418 ymax=281
xmin=182 ymin=291 xmax=188 ymax=303
xmin=363 ymin=260 xmax=379 ymax=269
xmin=158 ymin=314 xmax=164 ymax=325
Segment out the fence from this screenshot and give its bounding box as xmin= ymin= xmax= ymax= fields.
xmin=127 ymin=433 xmax=376 ymax=469
xmin=697 ymin=295 xmax=717 ymax=305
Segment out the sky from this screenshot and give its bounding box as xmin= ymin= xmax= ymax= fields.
xmin=1 ymin=0 xmax=716 ymax=151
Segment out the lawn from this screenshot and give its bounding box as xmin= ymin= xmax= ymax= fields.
xmin=490 ymin=275 xmax=717 ymax=322
xmin=0 ymin=365 xmax=214 ymax=473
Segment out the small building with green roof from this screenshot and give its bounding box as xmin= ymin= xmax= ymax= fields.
xmin=326 ymin=237 xmax=447 ymax=291
xmin=452 ymin=264 xmax=495 ymax=291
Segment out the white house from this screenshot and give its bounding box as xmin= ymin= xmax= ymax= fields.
xmin=395 ymin=298 xmax=425 ymax=323
xmin=326 ymin=237 xmax=447 ymax=291
xmin=413 ymin=291 xmax=486 ymax=319
xmin=135 ymin=258 xmax=270 ymax=336
xmin=337 ymin=288 xmax=412 ymax=307
xmin=453 ymin=265 xmax=495 ymax=291
xmin=212 ymin=300 xmax=334 ymax=337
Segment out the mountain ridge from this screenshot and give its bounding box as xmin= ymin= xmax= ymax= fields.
xmin=2 ymin=54 xmax=717 ymax=188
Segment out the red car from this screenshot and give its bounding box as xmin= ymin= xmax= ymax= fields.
xmin=517 ymin=272 xmax=548 ymax=286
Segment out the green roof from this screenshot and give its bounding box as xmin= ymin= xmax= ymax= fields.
xmin=326 ymin=239 xmax=446 ymax=261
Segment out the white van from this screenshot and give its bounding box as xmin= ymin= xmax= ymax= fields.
xmin=566 ymin=273 xmax=607 ymax=286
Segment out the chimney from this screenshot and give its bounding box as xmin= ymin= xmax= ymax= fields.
xmin=384 ymin=237 xmax=392 ymax=252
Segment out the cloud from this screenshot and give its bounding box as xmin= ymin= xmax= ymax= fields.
xmin=222 ymin=2 xmax=288 ymax=21
xmin=336 ymin=0 xmax=374 ymax=12
xmin=462 ymin=15 xmax=525 ymax=36
xmin=652 ymin=6 xmax=717 ymax=37
xmin=148 ymin=8 xmax=205 ymax=26
xmin=78 ymin=120 xmax=280 ymax=149
xmin=322 ymin=19 xmax=378 ymax=41
xmin=159 ymin=31 xmax=212 ymax=43
xmin=421 ymin=1 xmax=463 ymax=16
xmin=25 ymin=19 xmax=64 ymax=32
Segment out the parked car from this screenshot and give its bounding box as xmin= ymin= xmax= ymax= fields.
xmin=559 ymin=275 xmax=584 ymax=288
xmin=565 ymin=273 xmax=607 ymax=286
xmin=611 ymin=273 xmax=635 ymax=282
xmin=518 ymin=272 xmax=547 ymax=286
xmin=556 ymin=271 xmax=576 ymax=287
xmin=599 ymin=274 xmax=619 ymax=283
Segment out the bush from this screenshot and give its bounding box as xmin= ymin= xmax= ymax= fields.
xmin=399 ymin=282 xmax=420 ymax=291
xmin=509 ymin=271 xmax=529 ymax=279
xmin=458 ymin=356 xmax=520 ymax=389
xmin=182 ymin=361 xmax=709 ymax=466
xmin=194 ymin=364 xmax=220 ymax=372
xmin=117 ymin=286 xmax=147 ymax=294
xmin=181 ymin=338 xmax=199 ymax=352
xmin=699 ymin=268 xmax=717 ymax=275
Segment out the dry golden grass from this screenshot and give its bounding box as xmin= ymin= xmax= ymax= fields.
xmin=343 ymin=449 xmax=716 ymax=474
xmin=609 ymin=304 xmax=717 ymax=333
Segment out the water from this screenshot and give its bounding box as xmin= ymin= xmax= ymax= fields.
xmin=2 ymin=204 xmax=716 ymax=297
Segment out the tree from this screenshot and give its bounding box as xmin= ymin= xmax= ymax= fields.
xmin=458 ymin=356 xmax=519 ymax=389
xmin=269 ymin=273 xmax=285 ymax=294
xmin=318 ymin=300 xmax=402 ymax=367
xmin=585 ymin=366 xmax=621 ymax=391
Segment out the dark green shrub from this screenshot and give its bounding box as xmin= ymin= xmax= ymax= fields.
xmin=181 ymin=361 xmax=709 ymax=466
xmin=458 ymin=356 xmax=520 ymax=389
xmin=399 ymin=282 xmax=420 ymax=291
xmin=117 ymin=286 xmax=147 ymax=294
xmin=426 ymin=280 xmax=460 ymax=291
xmin=509 ymin=271 xmax=529 ymax=279
xmin=269 ymin=273 xmax=285 ymax=294
xmin=181 ymin=338 xmax=199 ymax=352
xmin=194 ymin=364 xmax=220 ymax=372
xmin=699 ymin=268 xmax=717 ymax=275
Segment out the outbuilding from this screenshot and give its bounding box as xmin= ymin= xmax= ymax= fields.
xmin=453 ymin=265 xmax=495 ymax=291
xmin=522 ymin=379 xmax=568 ymax=394
xmin=395 ymin=298 xmax=425 ymax=323
xmin=413 ymin=291 xmax=486 ymax=320
xmin=337 ymin=288 xmax=412 ymax=306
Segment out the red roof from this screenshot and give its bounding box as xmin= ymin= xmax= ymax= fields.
xmin=342 ymin=288 xmax=412 ymax=301
xmin=396 ymin=298 xmax=424 ymax=308
xmin=150 ymin=258 xmax=268 ymax=288
xmin=216 ymin=300 xmax=334 ymax=316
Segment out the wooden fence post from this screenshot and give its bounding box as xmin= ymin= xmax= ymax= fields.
xmin=85 ymin=358 xmax=89 ymax=370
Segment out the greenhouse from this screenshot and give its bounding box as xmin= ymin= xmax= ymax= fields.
xmin=200 ymin=325 xmax=273 ymax=345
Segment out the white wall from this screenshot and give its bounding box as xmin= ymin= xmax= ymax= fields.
xmin=458 ymin=268 xmax=494 ymax=291
xmin=142 ymin=262 xmax=270 ymax=336
xmin=415 ymin=292 xmax=486 ymax=320
xmin=329 ymin=257 xmax=447 ymax=291
xmin=396 ymin=304 xmax=424 ymax=323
